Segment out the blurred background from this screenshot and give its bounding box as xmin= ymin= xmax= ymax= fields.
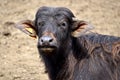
xmin=0 ymin=0 xmax=120 ymax=80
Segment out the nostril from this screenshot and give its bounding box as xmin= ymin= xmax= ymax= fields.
xmin=41 ymin=39 xmax=44 ymax=42
xmin=49 ymin=38 xmax=53 ymax=42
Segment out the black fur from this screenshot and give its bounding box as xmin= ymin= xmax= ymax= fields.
xmin=34 ymin=7 xmax=120 ymax=80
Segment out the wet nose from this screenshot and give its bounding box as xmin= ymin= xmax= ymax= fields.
xmin=40 ymin=36 xmax=53 ymax=45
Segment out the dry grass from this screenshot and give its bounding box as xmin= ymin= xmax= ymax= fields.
xmin=0 ymin=0 xmax=120 ymax=80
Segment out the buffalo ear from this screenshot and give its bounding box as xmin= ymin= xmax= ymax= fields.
xmin=15 ymin=20 xmax=37 ymax=38
xmin=71 ymin=20 xmax=94 ymax=37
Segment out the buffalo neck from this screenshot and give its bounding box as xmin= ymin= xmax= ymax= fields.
xmin=38 ymin=38 xmax=73 ymax=80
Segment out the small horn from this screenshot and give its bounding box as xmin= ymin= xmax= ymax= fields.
xmin=72 ymin=17 xmax=79 ymax=21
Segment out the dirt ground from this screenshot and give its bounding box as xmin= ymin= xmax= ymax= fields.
xmin=0 ymin=0 xmax=120 ymax=80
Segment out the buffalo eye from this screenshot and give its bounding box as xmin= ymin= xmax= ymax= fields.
xmin=61 ymin=22 xmax=67 ymax=27
xmin=38 ymin=21 xmax=45 ymax=27
xmin=58 ymin=21 xmax=68 ymax=29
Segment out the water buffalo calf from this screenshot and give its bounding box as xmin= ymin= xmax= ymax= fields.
xmin=16 ymin=6 xmax=120 ymax=80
